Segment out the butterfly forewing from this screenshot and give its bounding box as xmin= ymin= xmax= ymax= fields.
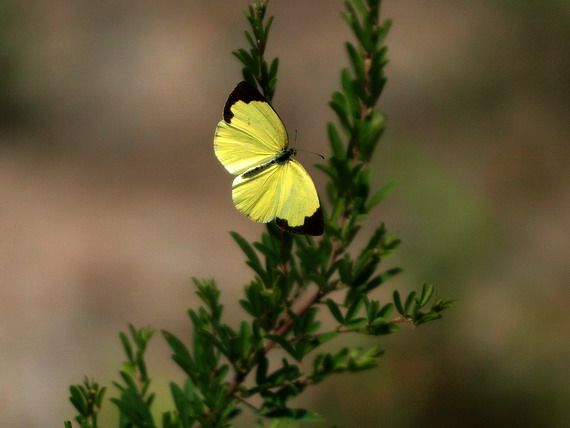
xmin=214 ymin=82 xmax=288 ymax=176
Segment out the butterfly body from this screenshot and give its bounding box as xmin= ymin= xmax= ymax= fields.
xmin=214 ymin=81 xmax=323 ymax=236
xmin=242 ymin=148 xmax=296 ymax=178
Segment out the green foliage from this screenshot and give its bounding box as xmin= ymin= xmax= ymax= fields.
xmin=65 ymin=377 xmax=106 ymax=428
xmin=232 ymin=0 xmax=279 ymax=101
xmin=393 ymin=284 xmax=458 ymax=327
xmin=111 ymin=325 xmax=156 ymax=427
xmin=65 ymin=0 xmax=455 ymax=426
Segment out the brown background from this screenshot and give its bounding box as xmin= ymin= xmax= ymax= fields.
xmin=1 ymin=0 xmax=569 ymax=426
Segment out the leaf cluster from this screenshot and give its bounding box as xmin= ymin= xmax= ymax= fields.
xmin=65 ymin=378 xmax=106 ymax=428
xmin=232 ymin=0 xmax=279 ymax=101
xmin=111 ymin=325 xmax=156 ymax=427
xmin=64 ymin=1 xmax=456 ymax=427
xmin=393 ymin=284 xmax=458 ymax=327
xmin=65 ymin=325 xmax=156 ymax=428
xmin=161 ymin=279 xmax=241 ymax=427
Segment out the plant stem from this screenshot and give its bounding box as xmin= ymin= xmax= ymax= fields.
xmin=225 ymin=289 xmax=322 ymax=398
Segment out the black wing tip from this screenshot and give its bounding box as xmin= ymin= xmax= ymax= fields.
xmin=223 ymin=81 xmax=267 ymax=123
xmin=276 ymin=207 xmax=324 ymax=236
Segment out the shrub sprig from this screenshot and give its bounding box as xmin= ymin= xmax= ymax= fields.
xmin=65 ymin=1 xmax=455 ymax=426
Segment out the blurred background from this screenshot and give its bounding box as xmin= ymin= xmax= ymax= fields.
xmin=1 ymin=0 xmax=569 ymax=426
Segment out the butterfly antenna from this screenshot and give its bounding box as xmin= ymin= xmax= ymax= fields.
xmin=293 ymin=129 xmax=325 ymax=159
xmin=296 ymin=147 xmax=325 ymax=159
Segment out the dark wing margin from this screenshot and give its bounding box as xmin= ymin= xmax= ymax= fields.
xmin=276 ymin=206 xmax=324 ymax=236
xmin=223 ymin=81 xmax=267 ymax=123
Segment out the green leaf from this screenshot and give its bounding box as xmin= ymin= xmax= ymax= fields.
xmin=316 ymin=331 xmax=338 ymax=345
xmin=330 ymin=92 xmax=352 ymax=132
xmin=360 ymin=111 xmax=385 ymax=160
xmin=239 ymin=321 xmax=252 ymax=358
xmin=345 ymin=295 xmax=364 ymax=322
xmin=170 ymin=382 xmax=192 ymax=428
xmin=326 ymin=299 xmax=345 ymax=324
xmin=263 ymin=408 xmax=323 ymax=421
xmin=352 ymin=0 xmax=367 ymax=16
xmin=346 ymin=41 xmax=365 ymax=81
xmin=69 ymin=385 xmax=87 ymax=416
xmin=337 ymin=254 xmax=352 ymax=284
xmin=242 ymin=68 xmax=257 ymax=89
xmin=233 ymin=48 xmax=255 ymax=69
xmin=432 ymin=297 xmax=458 ymax=313
xmin=345 ymin=317 xmax=367 ymax=329
xmin=393 ymin=290 xmax=404 ymax=315
xmin=230 ymin=231 xmax=267 ymax=283
xmin=327 ymin=122 xmax=345 ymax=159
xmin=266 ymin=335 xmax=300 ymax=362
xmin=370 ymin=316 xmax=386 ymax=327
xmin=256 ymin=355 xmax=269 ymax=385
xmin=366 ymin=181 xmax=397 ymax=211
xmin=162 ymin=331 xmax=195 ymax=377
xmin=378 ymin=303 xmax=394 ymax=319
xmin=111 ymin=372 xmax=155 ymax=426
xmin=314 ymin=162 xmax=338 ymax=182
xmin=299 ymin=308 xmax=320 ymax=335
xmin=341 ymin=68 xmax=360 ymax=120
xmin=364 ymin=297 xmax=379 ymax=321
xmin=362 ymin=267 xmax=401 ymax=295
xmin=414 ymin=312 xmax=442 ymax=326
xmin=417 ymin=283 xmax=435 ymax=308
xmin=244 ymin=30 xmax=256 ymax=48
xmin=200 ymin=330 xmax=231 ymax=360
xmin=119 ymin=332 xmax=134 ymax=363
xmin=269 ymin=57 xmax=279 ymax=80
xmin=404 ymin=291 xmax=417 ymax=315
xmin=264 ymin=15 xmax=274 ymax=41
xmin=348 ymin=346 xmax=383 ymax=371
xmin=330 ymin=196 xmax=346 ymax=224
xmin=372 ymin=323 xmax=400 ymax=335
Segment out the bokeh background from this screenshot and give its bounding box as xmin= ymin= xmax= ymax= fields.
xmin=1 ymin=0 xmax=569 ymax=426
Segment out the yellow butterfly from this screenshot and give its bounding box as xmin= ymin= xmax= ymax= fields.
xmin=214 ymin=81 xmax=323 ymax=236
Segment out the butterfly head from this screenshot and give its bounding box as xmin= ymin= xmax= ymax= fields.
xmin=275 ymin=148 xmax=297 ymax=164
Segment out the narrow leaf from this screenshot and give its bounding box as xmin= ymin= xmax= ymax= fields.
xmin=326 ymin=299 xmax=345 ymax=324
xmin=393 ymin=290 xmax=404 ymax=315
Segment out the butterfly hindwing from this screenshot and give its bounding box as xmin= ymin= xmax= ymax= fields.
xmin=275 ymin=160 xmax=324 ymax=236
xmin=276 ymin=206 xmax=324 ymax=236
xmin=232 ymin=160 xmax=321 ymax=234
xmin=231 ymin=162 xmax=282 ymax=223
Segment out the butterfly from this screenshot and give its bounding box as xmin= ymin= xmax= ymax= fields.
xmin=214 ymin=81 xmax=323 ymax=236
